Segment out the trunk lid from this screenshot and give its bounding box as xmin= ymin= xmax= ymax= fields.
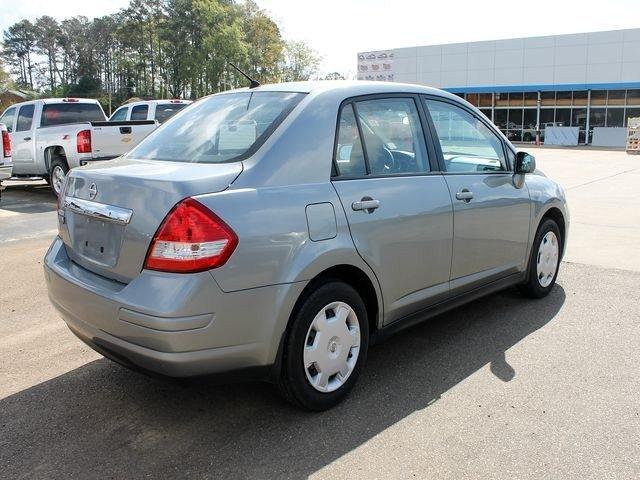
xmin=60 ymin=157 xmax=242 ymax=283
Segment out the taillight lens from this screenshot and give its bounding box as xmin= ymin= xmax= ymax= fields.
xmin=77 ymin=129 xmax=91 ymax=153
xmin=2 ymin=130 xmax=10 ymax=158
xmin=144 ymin=198 xmax=238 ymax=273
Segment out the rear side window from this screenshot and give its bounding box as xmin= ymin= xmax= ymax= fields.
xmin=129 ymin=92 xmax=305 ymax=163
xmin=41 ymin=103 xmax=105 ymax=127
xmin=0 ymin=107 xmax=16 ymax=132
xmin=109 ymin=107 xmax=128 ymax=122
xmin=155 ymin=103 xmax=188 ymax=123
xmin=424 ymin=99 xmax=506 ymax=173
xmin=130 ymin=105 xmax=149 ymax=121
xmin=16 ymin=105 xmax=35 ymax=132
xmin=334 ymin=104 xmax=367 ymax=177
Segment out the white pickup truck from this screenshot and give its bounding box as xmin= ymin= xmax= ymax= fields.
xmin=108 ymin=99 xmax=192 ymax=123
xmin=0 ymin=98 xmax=157 ymax=196
xmin=0 ymin=123 xmax=12 ymax=200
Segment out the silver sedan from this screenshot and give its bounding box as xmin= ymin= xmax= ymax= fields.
xmin=44 ymin=81 xmax=568 ymax=410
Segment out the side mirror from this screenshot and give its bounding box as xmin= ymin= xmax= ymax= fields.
xmin=514 ymin=151 xmax=536 ymax=174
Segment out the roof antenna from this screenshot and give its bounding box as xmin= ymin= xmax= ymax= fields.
xmin=229 ymin=62 xmax=260 ymax=89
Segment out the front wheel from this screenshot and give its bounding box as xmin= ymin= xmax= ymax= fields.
xmin=278 ymin=280 xmax=369 ymax=411
xmin=519 ymin=218 xmax=562 ymax=298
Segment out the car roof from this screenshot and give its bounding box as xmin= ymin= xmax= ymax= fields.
xmin=217 ymin=80 xmax=461 ymax=102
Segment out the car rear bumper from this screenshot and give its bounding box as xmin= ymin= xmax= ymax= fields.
xmin=0 ymin=164 xmax=12 ymax=182
xmin=44 ymin=237 xmax=305 ymax=378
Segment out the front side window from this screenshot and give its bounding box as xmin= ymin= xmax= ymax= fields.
xmin=0 ymin=107 xmax=16 ymax=132
xmin=109 ymin=107 xmax=128 ymax=122
xmin=130 ymin=105 xmax=149 ymax=121
xmin=424 ymin=99 xmax=506 ymax=173
xmin=41 ymin=103 xmax=105 ymax=127
xmin=355 ymin=98 xmax=430 ymax=175
xmin=16 ymin=104 xmax=35 ymax=132
xmin=129 ymin=92 xmax=305 ymax=163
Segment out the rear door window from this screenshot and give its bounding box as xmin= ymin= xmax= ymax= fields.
xmin=355 ymin=98 xmax=430 ymax=175
xmin=16 ymin=104 xmax=35 ymax=132
xmin=41 ymin=103 xmax=105 ymax=127
xmin=130 ymin=105 xmax=149 ymax=121
xmin=155 ymin=103 xmax=188 ymax=123
xmin=0 ymin=107 xmax=16 ymax=132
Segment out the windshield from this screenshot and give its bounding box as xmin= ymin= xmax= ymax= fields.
xmin=128 ymin=92 xmax=305 ymax=163
xmin=41 ymin=103 xmax=105 ymax=127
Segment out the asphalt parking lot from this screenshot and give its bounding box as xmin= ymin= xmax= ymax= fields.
xmin=1 ymin=147 xmax=639 ymax=479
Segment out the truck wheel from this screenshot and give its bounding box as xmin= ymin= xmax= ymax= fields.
xmin=50 ymin=158 xmax=69 ymax=197
xmin=278 ymin=280 xmax=369 ymax=411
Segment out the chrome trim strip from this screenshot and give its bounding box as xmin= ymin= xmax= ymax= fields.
xmin=64 ymin=196 xmax=133 ymax=225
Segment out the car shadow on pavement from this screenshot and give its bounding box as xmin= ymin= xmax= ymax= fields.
xmin=0 ymin=284 xmax=565 ymax=479
xmin=1 ymin=181 xmax=56 ymax=214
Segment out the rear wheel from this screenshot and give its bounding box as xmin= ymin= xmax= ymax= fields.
xmin=278 ymin=280 xmax=369 ymax=411
xmin=50 ymin=158 xmax=69 ymax=197
xmin=519 ymin=218 xmax=561 ymax=298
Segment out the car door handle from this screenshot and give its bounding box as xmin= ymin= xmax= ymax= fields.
xmin=455 ymin=189 xmax=474 ymax=202
xmin=352 ymin=198 xmax=380 ymax=213
xmin=23 ymin=136 xmax=31 ymax=141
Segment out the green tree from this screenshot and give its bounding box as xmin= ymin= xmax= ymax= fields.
xmin=323 ymin=72 xmax=345 ymax=80
xmin=281 ymin=40 xmax=321 ymax=82
xmin=2 ymin=20 xmax=38 ymax=88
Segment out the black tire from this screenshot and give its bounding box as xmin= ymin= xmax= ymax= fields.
xmin=278 ymin=280 xmax=369 ymax=411
xmin=49 ymin=158 xmax=69 ymax=197
xmin=519 ymin=218 xmax=562 ymax=298
xmin=524 ymin=132 xmax=532 ymax=142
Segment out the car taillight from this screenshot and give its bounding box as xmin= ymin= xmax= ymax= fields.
xmin=77 ymin=129 xmax=91 ymax=153
xmin=144 ymin=198 xmax=238 ymax=273
xmin=2 ymin=130 xmax=10 ymax=158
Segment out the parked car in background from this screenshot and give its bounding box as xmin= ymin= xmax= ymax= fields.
xmin=0 ymin=98 xmax=158 ymax=196
xmin=109 ymin=99 xmax=192 ymax=124
xmin=45 ymin=81 xmax=568 ymax=411
xmin=0 ymin=123 xmax=12 ymax=200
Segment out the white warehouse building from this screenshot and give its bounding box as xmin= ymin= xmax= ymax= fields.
xmin=357 ymin=28 xmax=640 ymax=146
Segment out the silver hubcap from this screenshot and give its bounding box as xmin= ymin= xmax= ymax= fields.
xmin=303 ymin=301 xmax=361 ymax=393
xmin=52 ymin=165 xmax=65 ymax=195
xmin=536 ymin=231 xmax=559 ymax=288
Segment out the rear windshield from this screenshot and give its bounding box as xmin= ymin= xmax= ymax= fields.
xmin=41 ymin=103 xmax=105 ymax=127
xmin=128 ymin=92 xmax=305 ymax=163
xmin=154 ymin=103 xmax=189 ymax=123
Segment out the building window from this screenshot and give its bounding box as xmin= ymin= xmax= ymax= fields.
xmin=591 ymin=90 xmax=607 ymax=105
xmin=524 ymin=92 xmax=537 ymax=106
xmin=540 ymin=108 xmax=554 ymax=127
xmin=627 ymin=90 xmax=640 ymax=106
xmin=608 ymin=90 xmax=626 ymax=105
xmin=495 ymin=93 xmax=509 ymax=107
xmin=541 ymin=91 xmax=555 ymax=106
xmin=479 ymin=93 xmax=493 ymax=107
xmin=606 ymin=108 xmax=624 ymax=127
xmin=555 ymin=108 xmax=571 ymax=126
xmin=573 ymin=90 xmax=588 ymax=106
xmin=509 ymin=92 xmax=524 ymax=106
xmin=556 ymin=91 xmax=572 ymax=106
xmin=479 ymin=108 xmax=492 ymax=121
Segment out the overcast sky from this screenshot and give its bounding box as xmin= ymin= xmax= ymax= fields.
xmin=1 ymin=0 xmax=640 ymax=77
